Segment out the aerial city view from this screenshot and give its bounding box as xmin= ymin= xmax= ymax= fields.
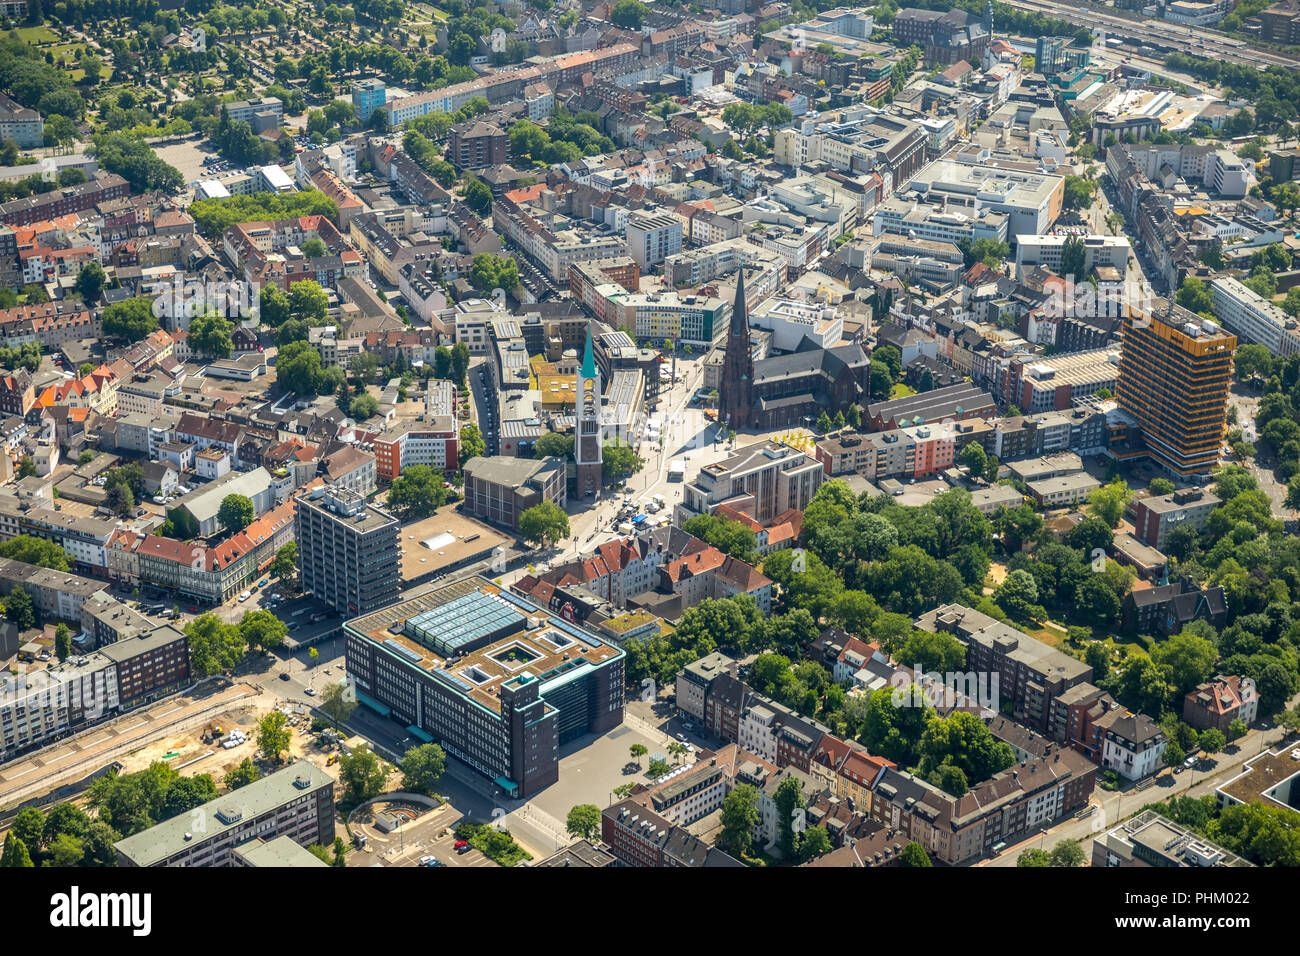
xmin=0 ymin=0 xmax=1298 ymax=913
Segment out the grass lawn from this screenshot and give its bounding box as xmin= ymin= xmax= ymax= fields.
xmin=16 ymin=25 xmax=60 ymax=44
xmin=889 ymin=383 xmax=917 ymax=399
xmin=1024 ymin=623 xmax=1065 ymax=648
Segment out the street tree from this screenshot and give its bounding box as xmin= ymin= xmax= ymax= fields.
xmin=400 ymin=743 xmax=447 ymax=795
xmin=520 ymin=500 xmax=570 ymax=548
xmin=565 ymin=804 xmax=601 ymax=842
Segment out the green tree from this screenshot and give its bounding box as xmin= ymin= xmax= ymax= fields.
xmin=217 ymin=493 xmax=255 ymax=533
xmin=105 ymin=483 xmax=134 ymax=517
xmin=349 ymin=393 xmax=379 ymax=419
xmin=898 ymin=842 xmax=932 ymax=867
xmin=238 ymin=609 xmax=288 ymax=651
xmin=269 ymin=541 xmax=298 ymax=585
xmin=1151 ymin=631 xmax=1218 ymax=695
xmin=101 ymin=297 xmax=158 ymax=342
xmin=534 ymin=432 xmax=575 ymax=459
xmin=520 ymin=500 xmax=570 ymax=548
xmin=1086 ymin=480 xmax=1131 ymax=529
xmin=54 ymin=623 xmax=71 ymax=662
xmin=862 ymin=685 xmax=931 ymax=766
xmin=224 ymin=758 xmax=261 ymax=791
xmin=602 ymin=441 xmax=645 ymax=481
xmin=1176 ymin=276 xmax=1214 ymax=316
xmin=320 ymin=680 xmax=358 ymax=728
xmin=993 ymin=568 xmax=1042 ymax=622
xmin=459 ymin=423 xmax=486 ymax=467
xmin=682 ymin=514 xmax=759 ymax=564
xmin=1017 ymin=847 xmax=1051 ymax=867
xmin=961 ymin=442 xmax=988 ymax=476
xmin=338 ymin=745 xmax=388 ymax=805
xmin=0 ymin=833 xmax=33 ymax=868
xmin=1199 ymin=727 xmax=1226 ymax=754
xmin=184 ymin=613 xmax=248 ymax=676
xmin=256 ymin=710 xmax=292 ymax=762
xmin=565 ymin=804 xmax=601 ymax=842
xmin=719 ymin=783 xmax=760 ymax=859
xmin=610 ymin=0 xmax=649 ymax=28
xmin=799 ymin=825 xmax=832 ymax=862
xmin=46 ymin=833 xmax=84 ymax=867
xmin=0 ymin=535 xmax=71 ymax=571
xmin=386 ymin=465 xmax=448 ymax=519
xmin=75 ymin=261 xmax=106 ymax=301
xmin=1049 ymin=840 xmax=1087 ymax=867
xmin=188 ymin=311 xmax=234 ymax=359
xmin=5 ymin=585 xmax=35 ymax=630
xmin=1058 ymin=235 xmax=1087 ymax=282
xmin=400 ymin=743 xmax=447 ymax=795
xmin=629 ymin=743 xmax=647 ymax=767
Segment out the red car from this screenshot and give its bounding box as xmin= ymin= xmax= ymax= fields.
xmin=454 ymin=840 xmax=469 ymax=852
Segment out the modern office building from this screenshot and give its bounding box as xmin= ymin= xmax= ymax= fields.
xmin=1015 ymin=234 xmax=1131 ymax=276
xmin=343 ymin=576 xmax=626 ymax=798
xmin=1117 ymin=305 xmax=1236 ymax=476
xmin=1092 ymin=809 xmax=1250 ymax=867
xmin=296 ymin=485 xmax=400 ymax=616
xmin=115 ymin=762 xmax=336 ymax=867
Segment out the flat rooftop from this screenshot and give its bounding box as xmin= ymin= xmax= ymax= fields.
xmin=397 ymin=508 xmax=511 ymax=582
xmin=1217 ymin=749 xmax=1300 ymax=812
xmin=346 ymin=576 xmax=622 ymax=716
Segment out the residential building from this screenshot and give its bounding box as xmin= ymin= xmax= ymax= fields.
xmin=1098 ymin=709 xmax=1167 ymax=781
xmin=915 ymin=604 xmax=1093 ymax=734
xmin=115 ymin=762 xmax=335 ymax=867
xmin=1130 ymin=488 xmax=1220 ymax=550
xmin=1183 ymin=675 xmax=1258 ymax=734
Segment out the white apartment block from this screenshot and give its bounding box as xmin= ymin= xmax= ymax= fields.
xmin=1209 ymin=275 xmax=1300 ymax=357
xmin=1015 ymin=234 xmax=1131 ymax=275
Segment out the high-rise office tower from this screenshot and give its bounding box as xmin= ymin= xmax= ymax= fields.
xmin=1117 ymin=304 xmax=1236 ymax=477
xmin=297 ymin=485 xmax=400 ymax=615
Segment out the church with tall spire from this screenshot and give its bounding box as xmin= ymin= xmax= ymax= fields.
xmin=719 ymin=269 xmax=754 ymax=431
xmin=575 ymin=327 xmax=603 ymax=497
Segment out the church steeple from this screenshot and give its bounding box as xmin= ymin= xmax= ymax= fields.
xmin=575 ymin=326 xmax=602 ymax=498
xmin=581 ymin=326 xmax=596 ymax=380
xmin=719 ymin=268 xmax=754 ymax=431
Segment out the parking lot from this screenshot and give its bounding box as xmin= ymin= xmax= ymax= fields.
xmin=348 ymin=800 xmax=496 ymax=868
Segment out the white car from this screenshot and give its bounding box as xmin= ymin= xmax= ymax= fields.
xmin=238 ymin=591 xmax=251 ymax=602
xmin=304 ymin=687 xmax=316 ymax=696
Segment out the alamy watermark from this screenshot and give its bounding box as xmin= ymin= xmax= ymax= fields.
xmin=150 ymin=277 xmax=259 ymax=327
xmin=889 ymin=665 xmax=1000 ymax=717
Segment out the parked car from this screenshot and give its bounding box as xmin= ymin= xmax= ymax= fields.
xmin=279 ymin=672 xmax=290 ymax=681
